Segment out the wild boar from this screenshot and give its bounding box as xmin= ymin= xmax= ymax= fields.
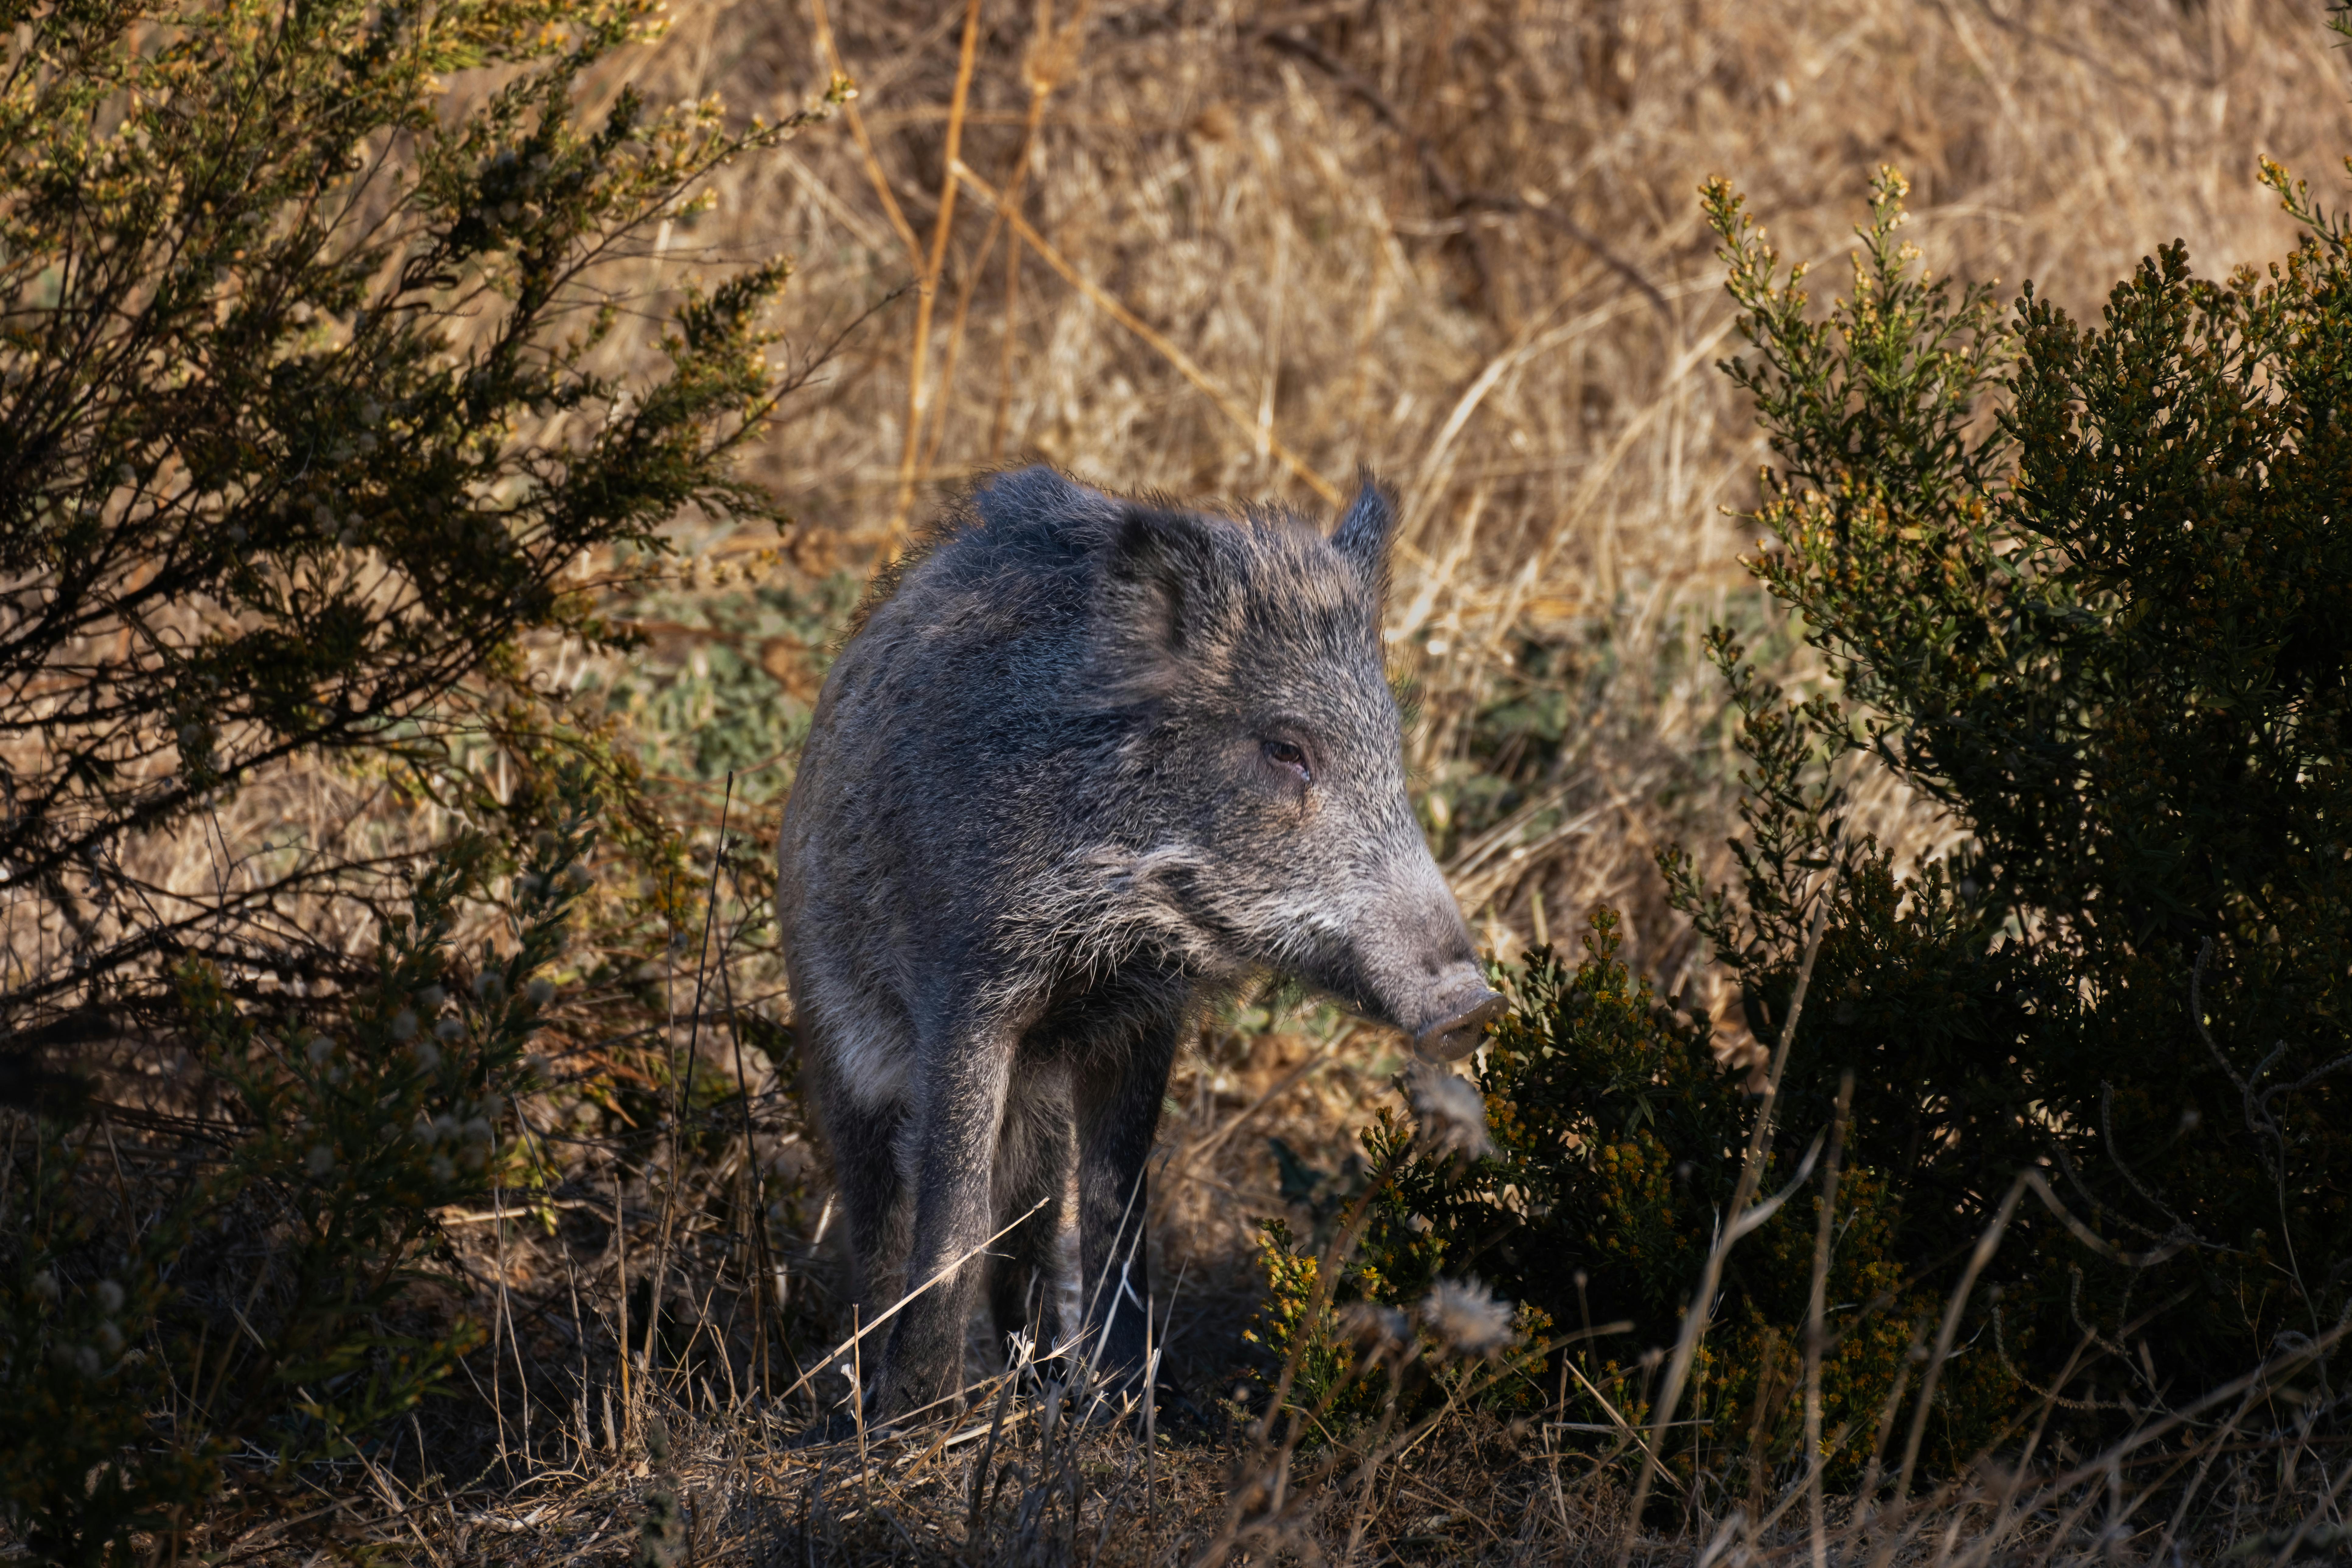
xmin=776 ymin=466 xmax=1503 ymax=1419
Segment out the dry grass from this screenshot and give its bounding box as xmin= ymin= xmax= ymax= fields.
xmin=408 ymin=0 xmax=2352 ymax=1556
xmin=15 ymin=0 xmax=2352 ymax=1560
xmin=30 ymin=0 xmax=2350 ymax=1050
xmin=583 ymin=0 xmax=2352 ymax=971
xmin=161 ymin=960 xmax=2349 ymax=1568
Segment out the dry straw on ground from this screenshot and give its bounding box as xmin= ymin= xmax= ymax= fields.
xmin=446 ymin=3 xmax=2352 ymax=1558
xmin=554 ymin=1 xmax=2351 ymax=1556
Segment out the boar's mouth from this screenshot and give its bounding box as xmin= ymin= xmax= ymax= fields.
xmin=1409 ymin=989 xmax=1507 ymax=1062
xmin=1116 ymin=845 xmax=1506 ymax=1057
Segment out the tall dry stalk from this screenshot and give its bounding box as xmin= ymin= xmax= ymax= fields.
xmin=885 ymin=0 xmax=986 ymax=545
xmin=1803 ymin=1070 xmax=1857 ymax=1568
xmin=1619 ymin=866 xmax=1837 ymax=1556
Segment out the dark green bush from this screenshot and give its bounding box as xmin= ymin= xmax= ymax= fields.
xmin=0 ymin=0 xmax=844 ymax=1553
xmin=0 ymin=0 xmax=837 ymax=1022
xmin=2 ymin=798 xmax=593 ymax=1564
xmin=1679 ymin=157 xmax=2351 ymax=1415
xmin=1254 ymin=912 xmax=2008 ymax=1475
xmin=1261 ymin=146 xmax=2352 ymax=1480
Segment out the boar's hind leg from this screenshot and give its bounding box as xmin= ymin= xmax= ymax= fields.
xmin=1073 ymin=1018 xmax=1180 ymax=1392
xmin=877 ymin=1011 xmax=1024 ymax=1418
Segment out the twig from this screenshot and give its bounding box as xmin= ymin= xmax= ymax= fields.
xmin=966 ymin=1353 xmax=1020 ymax=1535
xmin=886 ymin=0 xmax=985 ymax=544
xmin=771 ymin=1195 xmax=1055 ymax=1409
xmin=494 ymin=1170 xmax=531 ymax=1474
xmin=807 ymin=0 xmax=919 ymax=264
xmin=678 ymin=774 xmax=734 ymax=1136
xmin=852 ymin=1305 xmax=869 ymax=1507
xmin=1804 ymin=1070 xmax=1856 ymax=1568
xmin=2270 ymin=1458 xmax=2352 ymax=1568
xmin=1894 ymin=1175 xmax=2033 ymax=1503
xmin=614 ymin=1168 xmax=631 ymax=1438
xmin=712 ymin=846 xmax=776 ymax=1400
xmin=949 ymin=159 xmax=1343 ymax=504
xmin=1252 ymin=25 xmax=1670 ymax=322
xmin=1619 ymin=864 xmax=1839 ymax=1562
xmin=983 ymin=2 xmax=1099 ymax=458
xmin=916 ymin=0 xmax=1090 ymax=470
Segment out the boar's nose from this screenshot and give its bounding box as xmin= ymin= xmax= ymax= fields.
xmin=1410 ymin=978 xmax=1507 ymax=1062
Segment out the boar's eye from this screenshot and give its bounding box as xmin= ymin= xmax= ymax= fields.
xmin=1261 ymin=737 xmax=1312 ymax=785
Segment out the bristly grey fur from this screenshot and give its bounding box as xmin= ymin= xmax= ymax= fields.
xmin=777 ymin=464 xmax=1502 ymax=1418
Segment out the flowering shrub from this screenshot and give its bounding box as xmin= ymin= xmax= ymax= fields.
xmin=1267 ymin=146 xmax=2352 ymax=1474
xmin=0 ymin=0 xmax=843 ymax=1551
xmin=1673 ymin=156 xmax=2352 ymax=1435
xmin=1258 ymin=149 xmax=2352 ymax=1479
xmin=1276 ymin=149 xmax=2352 ymax=1476
xmin=0 ymin=0 xmax=839 ymax=1022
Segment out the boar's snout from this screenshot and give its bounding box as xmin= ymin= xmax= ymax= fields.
xmin=1354 ymin=868 xmax=1506 ymax=1062
xmin=1409 ymin=977 xmax=1507 ymax=1062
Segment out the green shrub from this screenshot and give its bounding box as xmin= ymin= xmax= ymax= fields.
xmin=1261 ymin=142 xmax=2352 ymax=1482
xmin=0 ymin=0 xmax=838 ymax=1018
xmin=1254 ymin=912 xmax=2009 ymax=1476
xmin=0 ymin=0 xmax=844 ymax=1552
xmin=1680 ymin=155 xmax=2351 ymax=1420
xmin=1 ymin=795 xmax=593 ymax=1564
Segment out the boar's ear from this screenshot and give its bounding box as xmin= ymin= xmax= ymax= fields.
xmin=1329 ymin=469 xmax=1398 ymax=594
xmin=1098 ymin=505 xmax=1221 ymax=679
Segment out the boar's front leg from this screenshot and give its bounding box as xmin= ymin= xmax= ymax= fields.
xmin=1073 ymin=1016 xmax=1180 ymax=1394
xmin=874 ymin=1002 xmax=1024 ymax=1418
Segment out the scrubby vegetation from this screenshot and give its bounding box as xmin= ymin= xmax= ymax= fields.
xmin=0 ymin=0 xmax=836 ymax=1554
xmin=7 ymin=0 xmax=2352 ymax=1563
xmin=1254 ymin=159 xmax=2352 ymax=1545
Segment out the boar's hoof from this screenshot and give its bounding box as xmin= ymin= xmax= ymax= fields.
xmin=1411 ymin=991 xmax=1507 ymax=1062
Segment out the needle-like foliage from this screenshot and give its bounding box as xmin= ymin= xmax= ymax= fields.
xmin=1668 ymin=157 xmax=2352 ymax=1430
xmin=0 ymin=0 xmax=844 ymax=1556
xmin=0 ymin=0 xmax=840 ymax=1022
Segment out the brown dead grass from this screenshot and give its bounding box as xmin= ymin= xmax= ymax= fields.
xmin=525 ymin=0 xmax=2352 ymax=1381
xmin=459 ymin=1 xmax=2352 ymax=1557
xmin=20 ymin=0 xmax=2352 ymax=1561
xmin=585 ymin=0 xmax=2352 ymax=971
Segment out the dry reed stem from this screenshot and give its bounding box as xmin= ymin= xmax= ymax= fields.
xmin=614 ymin=1167 xmax=631 ymax=1434
xmin=948 ymin=159 xmax=1344 ymax=505
xmin=884 ymin=0 xmax=985 ymax=546
xmin=1621 ymin=865 xmax=1837 ymax=1557
xmin=770 ymin=1195 xmax=1055 ymax=1411
xmin=1803 ymin=1070 xmax=1857 ymax=1568
xmin=806 ymin=0 xmax=917 ymax=264
xmin=926 ymin=1 xmax=1099 ymax=477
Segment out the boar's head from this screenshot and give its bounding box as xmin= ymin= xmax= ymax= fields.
xmin=1078 ymin=473 xmax=1504 ymax=1061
